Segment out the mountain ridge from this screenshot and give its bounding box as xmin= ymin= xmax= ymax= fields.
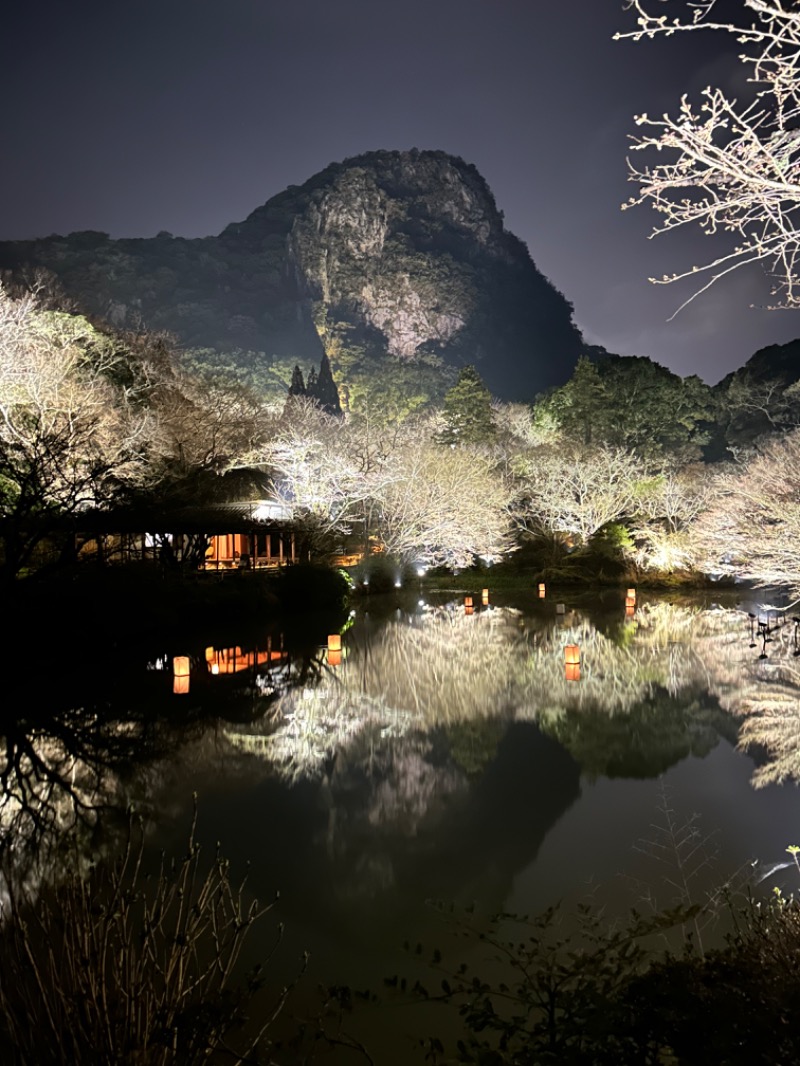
xmin=0 ymin=149 xmax=584 ymax=404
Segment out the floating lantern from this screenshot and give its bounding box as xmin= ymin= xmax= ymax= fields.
xmin=625 ymin=604 xmax=636 ymax=618
xmin=564 ymin=644 xmax=581 ymax=665
xmin=464 ymin=596 xmax=474 ymax=615
xmin=565 ymin=663 xmax=581 ymax=682
xmin=627 ymin=588 xmax=637 ymax=603
xmin=625 ymin=594 xmax=636 ymax=611
xmin=328 ymin=634 xmax=342 ymax=652
xmin=173 ymin=655 xmax=190 ymax=695
xmin=538 ymin=583 xmax=546 ymax=598
xmin=482 ymin=588 xmax=489 ymax=605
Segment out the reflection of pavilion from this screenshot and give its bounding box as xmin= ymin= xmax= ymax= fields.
xmin=205 ymin=638 xmax=287 ymax=675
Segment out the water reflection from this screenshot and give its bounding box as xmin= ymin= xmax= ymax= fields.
xmin=6 ymin=593 xmax=800 ymax=905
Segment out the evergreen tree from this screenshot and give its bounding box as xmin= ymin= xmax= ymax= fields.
xmin=288 ymin=365 xmax=306 ymax=397
xmin=439 ymin=365 xmax=496 ymax=445
xmin=311 ymin=353 xmax=342 ymax=416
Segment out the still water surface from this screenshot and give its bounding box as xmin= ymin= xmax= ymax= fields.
xmin=6 ymin=587 xmax=800 ymax=1059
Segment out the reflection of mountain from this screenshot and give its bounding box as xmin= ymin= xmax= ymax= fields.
xmin=189 ymin=719 xmax=580 ymax=944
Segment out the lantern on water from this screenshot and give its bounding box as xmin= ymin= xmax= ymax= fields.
xmin=464 ymin=596 xmax=474 ymax=615
xmin=625 ymin=594 xmax=636 ymax=609
xmin=482 ymin=588 xmax=489 ymax=605
xmin=565 ymin=663 xmax=581 ymax=682
xmin=538 ymin=583 xmax=546 ymax=598
xmin=564 ymin=644 xmax=581 ymax=665
xmin=627 ymin=588 xmax=637 ymax=603
xmin=173 ymin=656 xmax=190 ymax=695
xmin=328 ymin=634 xmax=342 ymax=653
xmin=327 ymin=649 xmax=342 ymax=667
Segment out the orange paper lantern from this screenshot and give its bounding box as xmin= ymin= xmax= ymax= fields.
xmin=564 ymin=644 xmax=581 ymax=665
xmin=482 ymin=588 xmax=489 ymax=605
xmin=328 ymin=634 xmax=342 ymax=652
xmin=565 ymin=663 xmax=581 ymax=682
xmin=327 ymin=649 xmax=342 ymax=667
xmin=173 ymin=655 xmax=190 ymax=695
xmin=627 ymin=588 xmax=636 ymax=603
xmin=538 ymin=583 xmax=546 ymax=598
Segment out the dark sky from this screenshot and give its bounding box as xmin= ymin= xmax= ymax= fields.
xmin=2 ymin=0 xmax=798 ymax=383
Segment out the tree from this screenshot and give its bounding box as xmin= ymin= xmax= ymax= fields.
xmin=306 ymin=352 xmax=342 ymax=415
xmin=373 ymin=430 xmax=515 ymax=569
xmin=260 ymin=397 xmax=376 ymax=549
xmin=535 ymin=355 xmax=716 ymax=463
xmin=617 ymin=0 xmax=800 ymax=313
xmin=0 ymin=287 xmax=149 ymax=582
xmin=514 ymin=444 xmax=647 ymax=547
xmin=693 ymin=428 xmax=800 ymax=587
xmin=438 ymin=365 xmax=496 ymax=446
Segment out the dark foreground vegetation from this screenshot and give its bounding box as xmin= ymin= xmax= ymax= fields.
xmin=2 ymin=821 xmax=800 ymax=1064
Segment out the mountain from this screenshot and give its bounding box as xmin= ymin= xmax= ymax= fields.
xmin=0 ymin=149 xmax=584 ymax=404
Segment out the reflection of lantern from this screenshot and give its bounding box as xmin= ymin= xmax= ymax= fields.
xmin=327 ymin=649 xmax=342 ymax=667
xmin=173 ymin=656 xmax=190 ymax=695
xmin=625 ymin=604 xmax=636 ymax=618
xmin=565 ymin=663 xmax=581 ymax=682
xmin=564 ymin=644 xmax=581 ymax=665
xmin=482 ymin=588 xmax=489 ymax=605
xmin=464 ymin=596 xmax=474 ymax=615
xmin=538 ymin=583 xmax=546 ymax=598
xmin=328 ymin=634 xmax=342 ymax=652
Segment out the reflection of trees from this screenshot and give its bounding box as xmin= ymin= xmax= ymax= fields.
xmin=0 ymin=705 xmax=186 ymax=895
xmin=227 ymin=603 xmax=743 ymax=792
xmin=685 ymin=609 xmax=800 ymax=788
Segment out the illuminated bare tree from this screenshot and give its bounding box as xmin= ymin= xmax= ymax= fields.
xmin=375 ymin=434 xmax=516 ymax=568
xmin=258 ymin=397 xmax=391 ymax=548
xmin=693 ymin=429 xmax=800 ymax=586
xmin=0 ymin=287 xmax=150 ymax=581
xmin=631 ymin=465 xmax=711 ymax=572
xmin=617 ymin=0 xmax=800 ymax=313
xmin=514 ymin=444 xmax=646 ymax=545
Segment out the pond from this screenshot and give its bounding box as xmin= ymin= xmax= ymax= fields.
xmin=4 ymin=585 xmax=800 ymax=1061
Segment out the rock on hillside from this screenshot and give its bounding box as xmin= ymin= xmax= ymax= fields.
xmin=0 ymin=149 xmax=584 ymax=402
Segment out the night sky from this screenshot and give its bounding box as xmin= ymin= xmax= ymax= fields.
xmin=2 ymin=0 xmax=799 ymax=384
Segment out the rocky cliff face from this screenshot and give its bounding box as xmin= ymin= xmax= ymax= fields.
xmin=0 ymin=149 xmax=583 ymax=402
